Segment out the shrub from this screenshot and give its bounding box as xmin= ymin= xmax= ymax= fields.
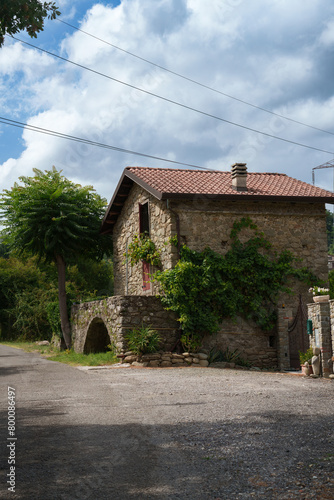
xmin=208 ymin=346 xmax=251 ymax=367
xmin=299 ymin=347 xmax=313 ymax=365
xmin=125 ymin=324 xmax=161 ymax=355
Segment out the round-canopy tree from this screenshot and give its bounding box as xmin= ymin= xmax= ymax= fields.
xmin=0 ymin=167 xmax=112 ymax=348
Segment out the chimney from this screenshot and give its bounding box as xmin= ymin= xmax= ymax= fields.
xmin=231 ymin=163 xmax=247 ymax=191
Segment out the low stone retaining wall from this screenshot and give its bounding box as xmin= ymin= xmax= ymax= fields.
xmin=71 ymin=295 xmax=179 ymax=354
xmin=72 ymin=295 xmax=280 ymax=369
xmin=117 ymin=351 xmax=209 ymax=367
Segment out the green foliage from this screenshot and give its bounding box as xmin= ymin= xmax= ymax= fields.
xmin=47 ymin=349 xmax=117 ymax=366
xmin=154 ymin=217 xmax=320 ymax=349
xmin=45 ymin=301 xmax=62 ymax=338
xmin=0 ymin=0 xmax=61 ymax=47
xmin=0 ymin=254 xmax=113 ymax=341
xmin=0 ymin=167 xmax=113 ymax=346
xmin=299 ymin=347 xmax=313 ymax=365
xmin=0 ymin=341 xmax=118 ymax=366
xmin=326 ymin=210 xmax=334 ymax=254
xmin=309 ymin=286 xmax=329 ymax=296
xmin=126 ymin=233 xmax=161 ymax=267
xmin=0 ymin=167 xmax=112 ymax=263
xmin=180 ymin=332 xmax=203 ymax=353
xmin=125 ymin=324 xmax=161 ymax=355
xmin=329 ymin=270 xmax=334 ymax=299
xmin=0 ymin=255 xmax=53 ymax=340
xmin=208 ymin=346 xmax=252 ymax=367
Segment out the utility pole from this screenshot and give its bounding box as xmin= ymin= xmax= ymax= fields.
xmin=312 ymin=159 xmax=334 ymax=186
xmin=312 ymin=159 xmax=334 ymax=254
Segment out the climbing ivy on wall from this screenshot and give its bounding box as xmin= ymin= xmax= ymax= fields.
xmin=126 ymin=233 xmax=162 ymax=267
xmin=154 ymin=217 xmax=319 ymax=351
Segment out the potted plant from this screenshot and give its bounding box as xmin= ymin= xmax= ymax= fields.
xmin=299 ymin=348 xmax=313 ymax=375
xmin=309 ymin=286 xmax=330 ymax=303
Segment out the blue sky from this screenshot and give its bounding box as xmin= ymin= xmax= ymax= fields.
xmin=1 ymin=0 xmax=334 ymax=202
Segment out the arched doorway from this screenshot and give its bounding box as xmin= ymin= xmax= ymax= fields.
xmin=84 ymin=317 xmax=110 ymax=354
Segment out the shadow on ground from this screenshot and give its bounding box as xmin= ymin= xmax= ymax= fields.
xmin=0 ymin=405 xmax=333 ymax=500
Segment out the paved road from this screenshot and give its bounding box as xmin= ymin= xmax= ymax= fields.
xmin=0 ymin=344 xmax=333 ymax=499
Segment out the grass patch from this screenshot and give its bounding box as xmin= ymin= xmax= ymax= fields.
xmin=48 ymin=350 xmax=117 ymax=366
xmin=0 ymin=341 xmax=118 ymax=366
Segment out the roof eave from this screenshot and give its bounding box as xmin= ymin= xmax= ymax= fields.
xmin=160 ymin=192 xmax=334 ymax=203
xmin=100 ymin=168 xmax=164 ymax=234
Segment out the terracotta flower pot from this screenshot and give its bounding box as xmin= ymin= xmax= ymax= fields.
xmin=301 ymin=364 xmax=313 ymax=376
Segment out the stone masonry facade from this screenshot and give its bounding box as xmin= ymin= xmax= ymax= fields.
xmin=113 ymin=184 xmax=328 ymax=369
xmin=72 ymin=295 xmax=179 ymax=355
xmin=113 ymin=183 xmax=178 ymax=296
xmin=307 ymin=299 xmax=334 ymax=377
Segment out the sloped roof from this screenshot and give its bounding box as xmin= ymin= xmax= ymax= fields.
xmin=101 ymin=166 xmax=334 ymax=233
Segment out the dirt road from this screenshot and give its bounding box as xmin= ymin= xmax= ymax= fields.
xmin=0 ymin=344 xmax=333 ymax=499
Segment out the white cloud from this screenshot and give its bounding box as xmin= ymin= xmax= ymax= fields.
xmin=319 ymin=19 xmax=334 ymax=46
xmin=1 ymin=0 xmax=334 ymax=202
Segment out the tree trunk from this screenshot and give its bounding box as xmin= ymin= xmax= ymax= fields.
xmin=55 ymin=254 xmax=72 ymax=349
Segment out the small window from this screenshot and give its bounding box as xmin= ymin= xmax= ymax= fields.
xmin=139 ymin=202 xmax=150 ymax=235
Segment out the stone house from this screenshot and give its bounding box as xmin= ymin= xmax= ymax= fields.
xmin=100 ymin=163 xmax=334 ymax=370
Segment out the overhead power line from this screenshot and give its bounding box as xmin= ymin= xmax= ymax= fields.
xmin=58 ymin=18 xmax=334 ymax=137
xmin=0 ymin=116 xmax=212 ymax=170
xmin=10 ymin=36 xmax=334 ymax=156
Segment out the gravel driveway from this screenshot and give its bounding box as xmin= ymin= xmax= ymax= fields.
xmin=0 ymin=345 xmax=333 ymax=499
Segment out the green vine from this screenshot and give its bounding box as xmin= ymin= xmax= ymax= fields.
xmin=154 ymin=217 xmax=319 ymax=350
xmin=126 ymin=233 xmax=162 ymax=267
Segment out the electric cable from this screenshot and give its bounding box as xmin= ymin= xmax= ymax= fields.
xmin=58 ymin=18 xmax=334 ymax=137
xmin=0 ymin=116 xmax=213 ymax=170
xmin=10 ymin=36 xmax=334 ymax=156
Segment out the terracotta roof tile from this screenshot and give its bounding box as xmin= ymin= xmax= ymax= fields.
xmin=100 ymin=166 xmax=334 ymax=233
xmin=126 ymin=166 xmax=334 ymax=200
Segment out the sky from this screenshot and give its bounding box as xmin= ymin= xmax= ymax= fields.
xmin=1 ymin=0 xmax=334 ymax=203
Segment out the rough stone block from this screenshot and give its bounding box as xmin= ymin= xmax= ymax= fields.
xmin=148 ymin=360 xmax=160 ymax=367
xmin=124 ymin=355 xmax=137 ymax=363
xmin=199 ymin=360 xmax=209 ymax=367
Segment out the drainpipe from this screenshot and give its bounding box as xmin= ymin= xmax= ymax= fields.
xmin=166 ymin=199 xmax=181 ymax=259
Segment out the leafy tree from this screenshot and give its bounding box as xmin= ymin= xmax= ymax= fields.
xmin=0 ymin=167 xmax=112 ymax=348
xmin=0 ymin=254 xmax=113 ymax=342
xmin=0 ymin=0 xmax=60 ymax=47
xmin=0 ymin=255 xmax=49 ymax=339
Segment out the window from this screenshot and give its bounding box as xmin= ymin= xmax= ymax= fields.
xmin=139 ymin=202 xmax=150 ymax=235
xmin=139 ymin=202 xmax=151 ymax=291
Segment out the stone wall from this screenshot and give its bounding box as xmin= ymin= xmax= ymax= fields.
xmin=118 ymin=351 xmax=209 ymax=368
xmin=72 ymin=295 xmax=179 ymax=354
xmin=202 ymin=315 xmax=278 ymax=369
xmin=115 ymin=193 xmax=328 ymax=306
xmin=173 ymin=198 xmax=328 ymax=290
xmin=113 ymin=184 xmax=178 ymax=296
xmin=307 ymin=299 xmax=333 ymax=377
xmin=112 ymin=190 xmax=328 ymax=370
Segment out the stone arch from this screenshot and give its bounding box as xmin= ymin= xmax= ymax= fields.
xmin=84 ymin=317 xmax=111 ymax=354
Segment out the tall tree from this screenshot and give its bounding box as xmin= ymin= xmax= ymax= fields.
xmin=0 ymin=167 xmax=112 ymax=348
xmin=0 ymin=0 xmax=60 ymax=47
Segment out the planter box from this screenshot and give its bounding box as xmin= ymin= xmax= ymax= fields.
xmin=313 ymin=295 xmax=330 ymax=303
